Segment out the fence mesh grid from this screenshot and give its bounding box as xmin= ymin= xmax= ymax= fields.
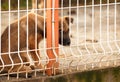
xmin=0 ymin=0 xmax=120 ymax=80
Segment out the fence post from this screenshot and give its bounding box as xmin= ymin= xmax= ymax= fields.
xmin=46 ymin=0 xmax=59 ymax=76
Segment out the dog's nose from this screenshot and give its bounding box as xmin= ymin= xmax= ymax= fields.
xmin=66 ymin=40 xmax=70 ymax=45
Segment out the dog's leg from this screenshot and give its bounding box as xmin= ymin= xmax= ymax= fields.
xmin=30 ymin=50 xmax=42 ymax=70
xmin=9 ymin=53 xmax=33 ymax=77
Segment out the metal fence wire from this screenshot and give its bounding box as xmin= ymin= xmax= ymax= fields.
xmin=0 ymin=0 xmax=120 ymax=80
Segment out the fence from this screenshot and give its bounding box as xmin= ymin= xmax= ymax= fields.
xmin=0 ymin=0 xmax=120 ymax=81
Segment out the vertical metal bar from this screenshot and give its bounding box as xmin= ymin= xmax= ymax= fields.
xmin=26 ymin=0 xmax=29 ymax=62
xmin=46 ymin=0 xmax=59 ymax=76
xmin=69 ymin=0 xmax=74 ymax=57
xmin=91 ymin=0 xmax=96 ymax=68
xmin=34 ymin=0 xmax=37 ymax=77
xmin=106 ymin=0 xmax=111 ymax=66
xmin=51 ymin=0 xmax=59 ymax=65
xmin=99 ymin=0 xmax=106 ymax=67
xmin=34 ymin=0 xmax=41 ymax=77
xmin=99 ymin=0 xmax=105 ymax=55
xmin=114 ymin=0 xmax=120 ymax=52
xmin=61 ymin=0 xmax=64 ymax=46
xmin=0 ymin=0 xmax=4 ymax=73
xmin=114 ymin=0 xmax=120 ymax=65
xmin=50 ymin=0 xmax=59 ymax=75
xmin=17 ymin=0 xmax=23 ymax=79
xmin=26 ymin=0 xmax=30 ymax=78
xmin=107 ymin=0 xmax=113 ymax=53
xmin=43 ymin=0 xmax=49 ymax=75
xmin=53 ymin=0 xmax=59 ymax=58
xmin=53 ymin=0 xmax=59 ymax=75
xmin=8 ymin=0 xmax=14 ymax=80
xmin=35 ymin=1 xmax=40 ymax=63
xmin=60 ymin=0 xmax=66 ymax=58
xmin=26 ymin=0 xmax=37 ymax=78
xmin=46 ymin=0 xmax=53 ymax=76
xmin=82 ymin=0 xmax=91 ymax=69
xmin=77 ymin=0 xmax=82 ymax=57
xmin=92 ymin=0 xmax=98 ymax=54
xmin=84 ymin=0 xmax=90 ymax=54
xmin=60 ymin=0 xmax=67 ymax=73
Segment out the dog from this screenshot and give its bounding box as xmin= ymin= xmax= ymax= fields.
xmin=0 ymin=12 xmax=73 ymax=76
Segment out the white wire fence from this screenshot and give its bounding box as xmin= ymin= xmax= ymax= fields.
xmin=0 ymin=0 xmax=120 ymax=80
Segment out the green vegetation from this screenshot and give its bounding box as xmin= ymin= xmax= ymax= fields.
xmin=1 ymin=0 xmax=32 ymax=10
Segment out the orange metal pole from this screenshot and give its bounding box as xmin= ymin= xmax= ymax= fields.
xmin=54 ymin=0 xmax=59 ymax=53
xmin=53 ymin=0 xmax=59 ymax=74
xmin=46 ymin=0 xmax=59 ymax=75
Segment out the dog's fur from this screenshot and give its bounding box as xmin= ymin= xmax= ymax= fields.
xmin=0 ymin=12 xmax=73 ymax=75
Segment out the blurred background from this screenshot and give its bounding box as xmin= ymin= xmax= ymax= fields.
xmin=1 ymin=0 xmax=120 ymax=10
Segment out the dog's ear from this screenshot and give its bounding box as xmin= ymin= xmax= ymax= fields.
xmin=64 ymin=16 xmax=74 ymax=25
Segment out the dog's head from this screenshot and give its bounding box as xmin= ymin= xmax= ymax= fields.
xmin=31 ymin=13 xmax=73 ymax=46
xmin=59 ymin=16 xmax=74 ymax=46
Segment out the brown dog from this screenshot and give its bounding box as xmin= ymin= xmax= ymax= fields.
xmin=0 ymin=12 xmax=73 ymax=76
